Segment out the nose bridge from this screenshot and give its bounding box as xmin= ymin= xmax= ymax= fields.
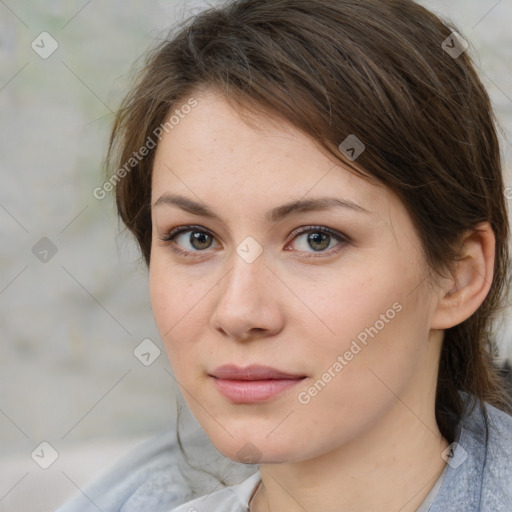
xmin=210 ymin=242 xmax=282 ymax=339
xmin=221 ymin=245 xmax=268 ymax=303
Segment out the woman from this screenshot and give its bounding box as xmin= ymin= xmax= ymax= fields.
xmin=58 ymin=0 xmax=512 ymax=510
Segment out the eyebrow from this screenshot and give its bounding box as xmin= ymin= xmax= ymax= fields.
xmin=152 ymin=193 xmax=371 ymax=223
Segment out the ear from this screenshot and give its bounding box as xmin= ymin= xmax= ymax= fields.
xmin=431 ymin=222 xmax=495 ymax=330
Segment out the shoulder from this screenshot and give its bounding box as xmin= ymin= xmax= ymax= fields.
xmin=54 ymin=429 xmax=195 ymax=512
xmin=168 ymin=472 xmax=261 ymax=512
xmin=55 ymin=426 xmax=257 ymax=512
xmin=431 ymin=396 xmax=512 ymax=512
xmin=480 ymin=402 xmax=512 ymax=510
xmin=463 ymin=398 xmax=512 ymax=453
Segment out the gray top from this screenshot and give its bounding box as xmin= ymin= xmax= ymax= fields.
xmin=55 ymin=395 xmax=512 ymax=512
xmin=168 ymin=463 xmax=450 ymax=511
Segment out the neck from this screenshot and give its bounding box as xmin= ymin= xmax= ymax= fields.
xmin=250 ymin=397 xmax=449 ymax=512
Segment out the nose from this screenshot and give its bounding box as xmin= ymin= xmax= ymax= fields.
xmin=209 ymin=252 xmax=285 ymax=342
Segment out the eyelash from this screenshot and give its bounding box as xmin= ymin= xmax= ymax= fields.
xmin=159 ymin=224 xmax=350 ymax=259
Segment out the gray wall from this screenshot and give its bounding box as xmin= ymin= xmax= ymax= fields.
xmin=0 ymin=0 xmax=511 ymax=509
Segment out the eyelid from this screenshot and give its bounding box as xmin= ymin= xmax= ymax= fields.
xmin=160 ymin=224 xmax=215 ymax=242
xmin=287 ymin=225 xmax=349 ymax=244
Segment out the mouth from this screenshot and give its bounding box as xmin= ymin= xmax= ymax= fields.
xmin=209 ymin=365 xmax=307 ymax=403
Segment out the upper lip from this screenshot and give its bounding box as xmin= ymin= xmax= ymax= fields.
xmin=209 ymin=365 xmax=306 ymax=381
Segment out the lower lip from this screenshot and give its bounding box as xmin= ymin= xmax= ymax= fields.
xmin=211 ymin=377 xmax=305 ymax=403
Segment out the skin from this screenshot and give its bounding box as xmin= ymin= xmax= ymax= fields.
xmin=149 ymin=89 xmax=495 ymax=512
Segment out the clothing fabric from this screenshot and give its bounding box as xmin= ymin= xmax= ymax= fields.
xmin=416 ymin=464 xmax=448 ymax=512
xmin=55 ymin=395 xmax=512 ymax=512
xmin=54 ymin=426 xmax=257 ymax=512
xmin=167 ymin=467 xmax=448 ymax=512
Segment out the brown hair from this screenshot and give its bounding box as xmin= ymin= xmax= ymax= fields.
xmin=108 ymin=0 xmax=512 ymax=441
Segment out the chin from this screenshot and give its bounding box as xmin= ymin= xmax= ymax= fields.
xmin=206 ymin=429 xmax=297 ymax=465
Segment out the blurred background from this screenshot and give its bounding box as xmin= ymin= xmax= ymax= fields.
xmin=0 ymin=1 xmax=511 ymax=511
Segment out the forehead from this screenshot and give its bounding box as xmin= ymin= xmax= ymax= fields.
xmin=150 ymin=91 xmax=402 ymax=228
xmin=154 ymin=91 xmax=322 ymax=175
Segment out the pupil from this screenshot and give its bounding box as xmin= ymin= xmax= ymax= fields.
xmin=308 ymin=232 xmax=329 ymax=251
xmin=191 ymin=231 xmax=211 ymax=249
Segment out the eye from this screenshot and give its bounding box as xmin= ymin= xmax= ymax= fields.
xmin=160 ymin=224 xmax=349 ymax=259
xmin=285 ymin=226 xmax=348 ymax=257
xmin=160 ymin=225 xmax=220 ymax=257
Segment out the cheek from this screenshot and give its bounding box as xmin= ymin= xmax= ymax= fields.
xmin=290 ymin=298 xmax=431 ymax=453
xmin=295 ymin=264 xmax=405 ymax=354
xmin=299 ymin=262 xmax=431 ymax=394
xmin=148 ymin=258 xmax=203 ymax=368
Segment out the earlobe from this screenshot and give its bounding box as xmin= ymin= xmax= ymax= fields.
xmin=431 ymin=222 xmax=495 ymax=330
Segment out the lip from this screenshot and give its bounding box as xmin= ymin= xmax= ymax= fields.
xmin=210 ymin=364 xmax=305 ymax=380
xmin=209 ymin=365 xmax=307 ymax=403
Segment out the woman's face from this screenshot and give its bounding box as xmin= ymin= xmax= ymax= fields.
xmin=149 ymin=90 xmax=444 ymax=464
